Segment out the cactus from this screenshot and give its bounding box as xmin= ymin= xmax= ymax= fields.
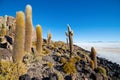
xmin=97 ymin=66 xmax=107 ymax=76
xmin=0 ymin=24 xmax=7 ymax=37
xmin=66 ymin=37 xmax=68 ymax=46
xmin=47 ymin=30 xmax=52 ymax=45
xmin=13 ymin=11 xmax=25 ymax=63
xmin=90 ymin=60 xmax=95 ymax=69
xmin=4 ymin=15 xmax=7 ymax=27
xmin=65 ymin=24 xmax=74 ymax=58
xmin=90 ymin=47 xmax=97 ymax=69
xmin=24 ymin=5 xmax=33 ymax=52
xmin=36 ymin=25 xmax=42 ymax=54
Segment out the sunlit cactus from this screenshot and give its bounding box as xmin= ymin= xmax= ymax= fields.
xmin=13 ymin=11 xmax=25 ymax=63
xmin=0 ymin=24 xmax=7 ymax=37
xmin=47 ymin=30 xmax=52 ymax=45
xmin=90 ymin=60 xmax=95 ymax=69
xmin=90 ymin=47 xmax=98 ymax=69
xmin=36 ymin=25 xmax=42 ymax=54
xmin=4 ymin=15 xmax=7 ymax=27
xmin=65 ymin=24 xmax=74 ymax=58
xmin=24 ymin=5 xmax=33 ymax=52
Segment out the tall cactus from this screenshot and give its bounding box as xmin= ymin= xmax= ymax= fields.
xmin=65 ymin=24 xmax=74 ymax=58
xmin=90 ymin=47 xmax=98 ymax=69
xmin=47 ymin=31 xmax=52 ymax=45
xmin=24 ymin=5 xmax=33 ymax=53
xmin=13 ymin=11 xmax=25 ymax=63
xmin=4 ymin=15 xmax=7 ymax=27
xmin=36 ymin=25 xmax=42 ymax=54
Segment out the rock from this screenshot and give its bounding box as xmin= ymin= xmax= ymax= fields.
xmin=0 ymin=42 xmax=8 ymax=48
xmin=64 ymin=75 xmax=72 ymax=80
xmin=76 ymin=62 xmax=82 ymax=72
xmin=42 ymin=55 xmax=55 ymax=63
xmin=0 ymin=48 xmax=12 ymax=62
xmin=31 ymin=77 xmax=40 ymax=80
xmin=49 ymin=73 xmax=58 ymax=80
xmin=42 ymin=77 xmax=49 ymax=80
xmin=89 ymin=73 xmax=96 ymax=80
xmin=5 ymin=35 xmax=13 ymax=44
xmin=52 ymin=55 xmax=61 ymax=62
xmin=19 ymin=74 xmax=31 ymax=80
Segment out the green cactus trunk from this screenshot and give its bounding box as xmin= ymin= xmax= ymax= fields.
xmin=69 ymin=32 xmax=73 ymax=58
xmin=24 ymin=5 xmax=33 ymax=53
xmin=65 ymin=24 xmax=74 ymax=58
xmin=66 ymin=38 xmax=68 ymax=46
xmin=13 ymin=11 xmax=25 ymax=63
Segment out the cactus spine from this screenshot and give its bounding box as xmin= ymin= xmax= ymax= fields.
xmin=47 ymin=31 xmax=52 ymax=45
xmin=24 ymin=5 xmax=33 ymax=52
xmin=65 ymin=24 xmax=74 ymax=58
xmin=36 ymin=25 xmax=42 ymax=54
xmin=13 ymin=11 xmax=25 ymax=63
xmin=90 ymin=47 xmax=97 ymax=69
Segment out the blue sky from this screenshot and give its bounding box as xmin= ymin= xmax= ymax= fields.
xmin=0 ymin=0 xmax=120 ymax=42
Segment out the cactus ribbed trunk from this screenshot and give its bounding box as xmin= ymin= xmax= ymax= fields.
xmin=47 ymin=31 xmax=52 ymax=46
xmin=69 ymin=32 xmax=73 ymax=58
xmin=65 ymin=24 xmax=74 ymax=58
xmin=66 ymin=38 xmax=68 ymax=46
xmin=90 ymin=47 xmax=98 ymax=69
xmin=0 ymin=24 xmax=7 ymax=37
xmin=13 ymin=11 xmax=25 ymax=63
xmin=36 ymin=25 xmax=42 ymax=54
xmin=24 ymin=5 xmax=33 ymax=52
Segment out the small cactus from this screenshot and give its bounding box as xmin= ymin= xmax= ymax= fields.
xmin=47 ymin=30 xmax=52 ymax=45
xmin=24 ymin=5 xmax=33 ymax=52
xmin=65 ymin=24 xmax=74 ymax=58
xmin=13 ymin=11 xmax=25 ymax=63
xmin=90 ymin=47 xmax=97 ymax=69
xmin=97 ymin=66 xmax=107 ymax=76
xmin=90 ymin=60 xmax=95 ymax=69
xmin=36 ymin=25 xmax=42 ymax=54
xmin=0 ymin=24 xmax=7 ymax=37
xmin=66 ymin=37 xmax=68 ymax=46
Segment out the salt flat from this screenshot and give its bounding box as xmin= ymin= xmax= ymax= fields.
xmin=75 ymin=42 xmax=120 ymax=65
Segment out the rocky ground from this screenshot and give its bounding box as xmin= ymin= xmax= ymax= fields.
xmin=0 ymin=36 xmax=120 ymax=80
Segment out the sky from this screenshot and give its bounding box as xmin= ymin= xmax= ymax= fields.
xmin=0 ymin=0 xmax=120 ymax=42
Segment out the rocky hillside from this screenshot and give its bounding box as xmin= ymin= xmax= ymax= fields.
xmin=0 ymin=5 xmax=120 ymax=80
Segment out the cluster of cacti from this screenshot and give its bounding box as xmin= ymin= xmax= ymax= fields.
xmin=47 ymin=31 xmax=52 ymax=45
xmin=65 ymin=24 xmax=74 ymax=58
xmin=36 ymin=25 xmax=42 ymax=54
xmin=90 ymin=47 xmax=98 ymax=69
xmin=12 ymin=5 xmax=43 ymax=62
xmin=24 ymin=5 xmax=33 ymax=53
xmin=13 ymin=11 xmax=25 ymax=63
